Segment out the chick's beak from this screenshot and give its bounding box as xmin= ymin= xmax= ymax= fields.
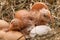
xmin=49 ymin=15 xmax=55 ymax=24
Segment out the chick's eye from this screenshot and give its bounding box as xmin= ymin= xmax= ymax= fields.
xmin=43 ymin=15 xmax=49 ymax=18
xmin=44 ymin=14 xmax=46 ymax=17
xmin=11 ymin=21 xmax=15 ymax=24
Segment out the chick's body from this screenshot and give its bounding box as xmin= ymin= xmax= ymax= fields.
xmin=15 ymin=10 xmax=29 ymax=19
xmin=15 ymin=10 xmax=34 ymax=27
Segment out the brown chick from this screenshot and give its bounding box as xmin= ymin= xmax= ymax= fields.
xmin=29 ymin=8 xmax=54 ymax=25
xmin=0 ymin=20 xmax=9 ymax=30
xmin=4 ymin=31 xmax=26 ymax=40
xmin=29 ymin=2 xmax=54 ymax=25
xmin=31 ymin=2 xmax=48 ymax=11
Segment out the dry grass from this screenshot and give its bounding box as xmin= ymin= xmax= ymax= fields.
xmin=0 ymin=0 xmax=60 ymax=40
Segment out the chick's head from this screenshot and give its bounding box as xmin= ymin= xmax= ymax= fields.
xmin=9 ymin=18 xmax=24 ymax=31
xmin=37 ymin=8 xmax=54 ymax=25
xmin=31 ymin=2 xmax=48 ymax=11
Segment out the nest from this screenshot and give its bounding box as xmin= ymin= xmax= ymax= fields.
xmin=0 ymin=0 xmax=60 ymax=40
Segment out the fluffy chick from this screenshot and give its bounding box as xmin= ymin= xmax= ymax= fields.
xmin=29 ymin=2 xmax=54 ymax=25
xmin=29 ymin=8 xmax=54 ymax=25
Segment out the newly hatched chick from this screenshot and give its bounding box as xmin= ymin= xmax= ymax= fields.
xmin=30 ymin=25 xmax=52 ymax=37
xmin=31 ymin=2 xmax=48 ymax=11
xmin=4 ymin=31 xmax=26 ymax=40
xmin=0 ymin=20 xmax=9 ymax=30
xmin=29 ymin=2 xmax=54 ymax=25
xmin=29 ymin=8 xmax=54 ymax=25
